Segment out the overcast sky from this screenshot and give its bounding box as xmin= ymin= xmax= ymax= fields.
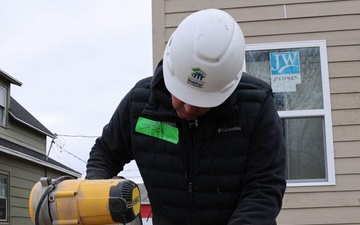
xmin=0 ymin=0 xmax=153 ymax=182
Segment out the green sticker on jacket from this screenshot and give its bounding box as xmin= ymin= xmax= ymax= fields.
xmin=135 ymin=117 xmax=179 ymax=144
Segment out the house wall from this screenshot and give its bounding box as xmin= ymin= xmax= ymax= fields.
xmin=0 ymin=120 xmax=47 ymax=155
xmin=0 ymin=75 xmax=47 ymax=155
xmin=0 ymin=153 xmax=71 ymax=225
xmin=152 ymin=0 xmax=360 ymax=224
xmin=0 ymin=77 xmax=10 ymax=87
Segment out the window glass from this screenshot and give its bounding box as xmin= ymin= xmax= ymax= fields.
xmin=282 ymin=117 xmax=326 ymax=181
xmin=0 ymin=87 xmax=5 ymax=126
xmin=0 ymin=175 xmax=7 ymax=221
xmin=245 ymin=47 xmax=324 ymax=111
xmin=245 ymin=40 xmax=334 ymax=186
xmin=0 ymin=106 xmax=4 ymax=125
xmin=0 ymin=87 xmax=5 ymax=107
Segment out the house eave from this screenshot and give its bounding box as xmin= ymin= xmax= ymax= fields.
xmin=0 ymin=68 xmax=22 ymax=86
xmin=8 ymin=111 xmax=56 ymax=139
xmin=0 ymin=145 xmax=81 ymax=178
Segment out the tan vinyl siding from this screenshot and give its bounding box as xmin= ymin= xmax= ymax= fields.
xmin=334 ymin=141 xmax=360 ymax=157
xmin=331 ymin=93 xmax=360 ymax=110
xmin=152 ymin=0 xmax=360 ymax=224
xmin=329 ymin=61 xmax=360 ymax=78
xmin=279 ymin=207 xmax=360 ymax=224
xmin=283 ymin=191 xmax=360 ymax=209
xmin=330 ymin=77 xmax=360 ymax=94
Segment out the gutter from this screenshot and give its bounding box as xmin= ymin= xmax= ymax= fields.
xmin=8 ymin=111 xmax=56 ymax=139
xmin=0 ymin=145 xmax=81 ymax=178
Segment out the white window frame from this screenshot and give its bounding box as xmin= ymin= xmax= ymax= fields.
xmin=245 ymin=40 xmax=335 ymax=187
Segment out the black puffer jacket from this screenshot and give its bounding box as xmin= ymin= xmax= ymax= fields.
xmin=86 ymin=61 xmax=286 ymax=225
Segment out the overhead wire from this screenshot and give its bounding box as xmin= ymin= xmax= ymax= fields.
xmin=47 ymin=133 xmax=141 ymax=179
xmin=47 ymin=133 xmax=96 ymax=164
xmin=56 ymin=134 xmax=99 ymax=138
xmin=54 ymin=143 xmax=87 ymax=164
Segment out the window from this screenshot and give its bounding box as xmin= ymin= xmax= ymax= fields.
xmin=245 ymin=40 xmax=335 ymax=186
xmin=0 ymin=174 xmax=7 ymax=222
xmin=0 ymin=86 xmax=6 ymax=126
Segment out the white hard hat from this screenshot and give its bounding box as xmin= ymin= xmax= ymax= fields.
xmin=163 ymin=8 xmax=245 ymax=107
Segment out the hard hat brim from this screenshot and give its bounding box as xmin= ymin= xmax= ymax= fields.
xmin=163 ymin=63 xmax=242 ymax=108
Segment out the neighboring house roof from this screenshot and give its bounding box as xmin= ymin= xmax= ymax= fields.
xmin=9 ymin=97 xmax=56 ymax=138
xmin=1 ymin=69 xmax=53 ymax=138
xmin=0 ymin=68 xmax=22 ymax=86
xmin=0 ymin=137 xmax=81 ymax=178
xmin=0 ymin=70 xmax=81 ymax=178
xmin=6 ymin=97 xmax=81 ymax=177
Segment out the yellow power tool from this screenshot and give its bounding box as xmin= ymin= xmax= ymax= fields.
xmin=29 ymin=176 xmax=141 ymax=225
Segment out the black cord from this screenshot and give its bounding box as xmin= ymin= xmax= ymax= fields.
xmin=52 ymin=175 xmax=74 ymax=185
xmin=34 ymin=176 xmax=74 ymax=225
xmin=34 ymin=184 xmax=55 ymax=225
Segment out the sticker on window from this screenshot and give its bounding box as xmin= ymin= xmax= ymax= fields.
xmin=270 ymin=51 xmax=301 ymax=92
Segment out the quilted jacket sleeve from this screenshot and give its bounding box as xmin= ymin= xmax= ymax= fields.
xmin=85 ymin=91 xmax=134 ymax=179
xmin=228 ymin=94 xmax=287 ymax=225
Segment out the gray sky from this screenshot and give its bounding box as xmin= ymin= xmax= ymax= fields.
xmin=0 ymin=0 xmax=153 ymax=182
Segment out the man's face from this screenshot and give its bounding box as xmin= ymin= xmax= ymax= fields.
xmin=171 ymin=95 xmax=210 ymax=120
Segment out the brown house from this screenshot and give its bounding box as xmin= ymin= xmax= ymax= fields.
xmin=0 ymin=69 xmax=81 ymax=225
xmin=151 ymin=1 xmax=360 ymax=224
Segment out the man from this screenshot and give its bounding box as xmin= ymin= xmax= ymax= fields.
xmin=86 ymin=8 xmax=286 ymax=225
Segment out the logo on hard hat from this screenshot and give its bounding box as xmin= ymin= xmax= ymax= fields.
xmin=187 ymin=68 xmax=206 ymax=88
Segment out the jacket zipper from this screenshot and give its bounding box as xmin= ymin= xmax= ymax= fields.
xmin=187 ymin=120 xmax=197 ymax=206
xmin=189 ymin=135 xmax=196 ymax=225
xmin=187 ymin=120 xmax=198 ymax=224
xmin=188 ymin=153 xmax=194 ymax=205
